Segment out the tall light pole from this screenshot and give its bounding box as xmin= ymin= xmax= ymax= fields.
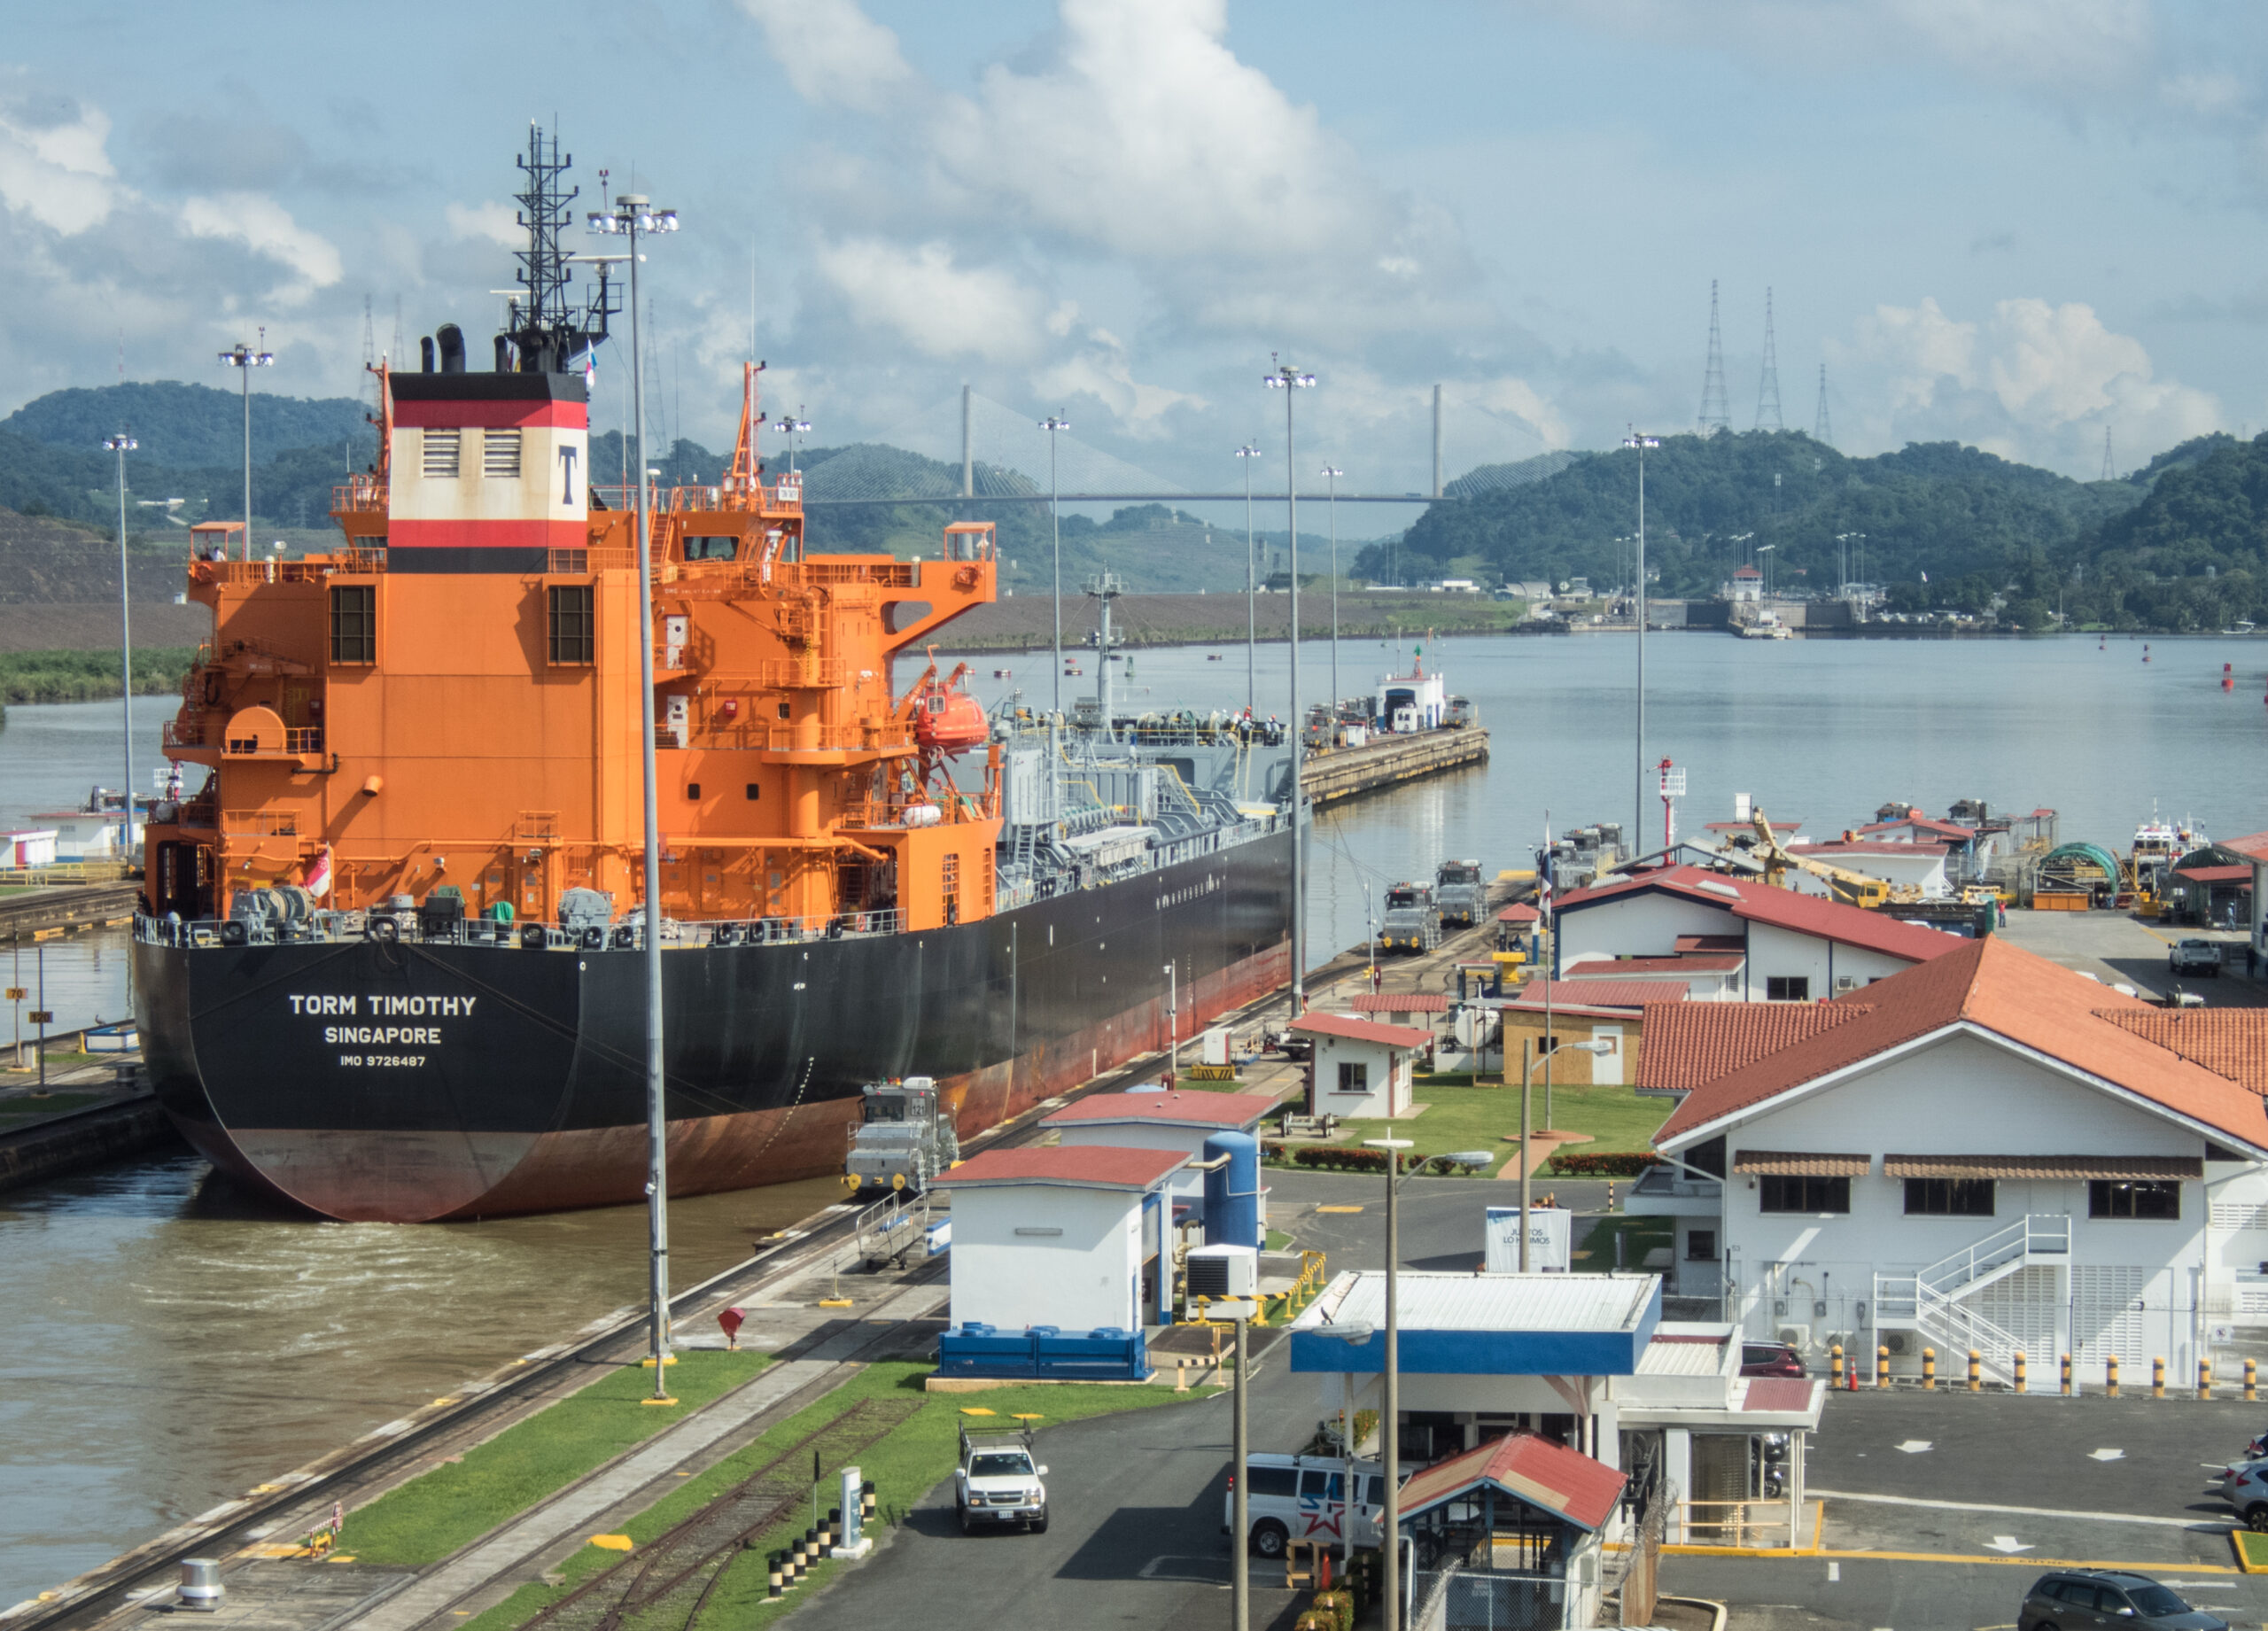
xmin=1365 ymin=1135 xmax=1413 ymax=1629
xmin=1236 ymin=443 xmax=1261 ymax=712
xmin=1321 ymin=464 xmax=1343 ymax=712
xmin=103 ymin=433 xmax=137 ymax=860
xmin=1621 ymin=433 xmax=1658 ymax=850
xmin=589 ymin=188 xmax=681 ymax=1402
xmin=1265 ymin=360 xmax=1315 ymax=1013
xmin=217 ymin=330 xmax=273 ymax=560
xmin=1041 ymin=415 xmax=1070 ymax=717
xmin=1757 ymin=542 xmax=1776 ymax=602
xmin=777 ymin=406 xmax=810 ymax=473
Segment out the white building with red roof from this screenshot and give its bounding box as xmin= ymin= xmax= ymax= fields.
xmin=1040 ymin=1089 xmax=1279 ymax=1218
xmin=1289 ymin=1012 xmax=1431 ymax=1118
xmin=1553 ymin=864 xmax=1961 ymax=1003
xmin=1630 ymin=936 xmax=2268 ymax=1385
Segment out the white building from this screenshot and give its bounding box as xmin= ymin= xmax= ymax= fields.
xmin=1290 ymin=1012 xmax=1430 ymax=1117
xmin=1633 ymin=936 xmax=2268 ymax=1384
xmin=1552 ymin=864 xmax=1960 ymax=1003
xmin=2 ymin=830 xmax=58 ymax=867
xmin=933 ymin=1145 xmax=1184 ymax=1335
xmin=1374 ymin=665 xmax=1449 ymax=734
xmin=1779 ymin=840 xmax=1953 ymax=899
xmin=1040 ymin=1089 xmax=1278 ymax=1218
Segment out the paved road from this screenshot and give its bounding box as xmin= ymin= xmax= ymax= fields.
xmin=1666 ymin=1388 xmax=2268 ymax=1630
xmin=1999 ymin=909 xmax=2266 ymax=1007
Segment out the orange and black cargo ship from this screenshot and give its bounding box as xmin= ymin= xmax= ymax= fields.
xmin=131 ymin=136 xmax=1296 ymax=1223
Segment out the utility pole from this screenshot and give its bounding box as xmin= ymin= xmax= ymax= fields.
xmin=104 ymin=432 xmax=138 ymax=862
xmin=1698 ymin=280 xmax=1730 ymax=436
xmin=961 ymin=384 xmax=974 ymax=498
xmin=1622 ymin=433 xmax=1658 ymax=854
xmin=1237 ymin=444 xmax=1260 ymax=712
xmin=1042 ymin=415 xmax=1071 ymax=716
xmin=1322 ymin=464 xmax=1344 ymax=711
xmin=1431 ymin=384 xmax=1442 ymax=498
xmin=1756 ymin=287 xmax=1783 ymax=431
xmin=1266 ymin=359 xmax=1316 ymax=1014
xmin=217 ymin=330 xmax=274 ymax=558
xmin=1365 ymin=1137 xmax=1413 ymax=1631
xmin=1814 ymin=362 xmax=1832 ymax=447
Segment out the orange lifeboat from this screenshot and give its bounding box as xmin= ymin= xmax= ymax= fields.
xmin=916 ymin=687 xmax=989 ymax=754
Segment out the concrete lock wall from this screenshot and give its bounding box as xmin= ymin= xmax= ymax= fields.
xmin=948 ymin=1184 xmax=1146 ymax=1333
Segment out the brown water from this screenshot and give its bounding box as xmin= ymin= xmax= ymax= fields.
xmin=0 ymin=1156 xmax=840 ymax=1607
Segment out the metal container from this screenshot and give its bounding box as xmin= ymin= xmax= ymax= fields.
xmin=177 ymin=1558 xmax=223 ymax=1612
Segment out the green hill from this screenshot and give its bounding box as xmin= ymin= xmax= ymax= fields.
xmin=2 ymin=381 xmax=369 ymax=468
xmin=2068 ymin=433 xmax=2268 ymax=629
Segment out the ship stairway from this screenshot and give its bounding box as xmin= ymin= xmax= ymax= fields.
xmin=856 ymin=1192 xmax=936 ymax=1270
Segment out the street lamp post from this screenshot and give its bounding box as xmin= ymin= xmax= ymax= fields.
xmin=1621 ymin=432 xmax=1658 ymax=850
xmin=1364 ymin=1136 xmax=1413 ymax=1629
xmin=1236 ymin=444 xmax=1260 ymax=713
xmin=1042 ymin=415 xmax=1070 ymax=717
xmin=1321 ymin=465 xmax=1344 ymax=713
xmin=217 ymin=331 xmax=274 ymax=560
xmin=1757 ymin=542 xmax=1776 ymax=602
xmin=103 ymin=433 xmax=137 ymax=860
xmin=589 ymin=189 xmax=681 ymax=1402
xmin=777 ymin=406 xmax=810 ymax=473
xmin=1265 ymin=360 xmax=1315 ymax=1014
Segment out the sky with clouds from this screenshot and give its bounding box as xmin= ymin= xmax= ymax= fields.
xmin=4 ymin=0 xmax=2266 ymax=503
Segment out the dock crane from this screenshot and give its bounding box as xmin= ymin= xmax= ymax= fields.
xmin=1748 ymin=808 xmax=1919 ymax=909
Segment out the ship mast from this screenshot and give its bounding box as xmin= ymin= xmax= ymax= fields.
xmin=509 ymin=123 xmax=615 ymax=373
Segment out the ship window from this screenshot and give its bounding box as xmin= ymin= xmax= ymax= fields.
xmin=548 ymin=585 xmax=595 ymax=664
xmin=746 ymin=783 xmax=760 ymax=801
xmin=482 ymin=428 xmax=523 ymax=478
xmin=329 ymin=585 xmax=377 ymax=664
xmin=422 ymin=429 xmax=462 ymax=478
xmin=687 ymin=783 xmax=702 ymax=800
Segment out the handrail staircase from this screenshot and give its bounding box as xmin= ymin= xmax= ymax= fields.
xmin=1873 ymin=1214 xmax=2070 ymax=1384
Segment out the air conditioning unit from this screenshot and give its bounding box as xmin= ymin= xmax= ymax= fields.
xmin=1776 ymin=1325 xmax=1809 ymax=1349
xmin=1824 ymin=1331 xmax=1854 ymax=1356
xmin=1882 ymin=1329 xmax=1912 ymax=1356
xmin=1186 ymin=1244 xmax=1258 ymax=1299
xmin=1834 ymin=975 xmax=1859 ymax=993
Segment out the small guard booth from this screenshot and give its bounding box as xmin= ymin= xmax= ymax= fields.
xmin=931 ymin=1146 xmax=1182 ymax=1381
xmin=1292 ymin=1013 xmax=1430 ymax=1118
xmin=1040 ymin=1090 xmax=1278 ymax=1236
xmin=1393 ymin=1433 xmax=1627 ymax=1631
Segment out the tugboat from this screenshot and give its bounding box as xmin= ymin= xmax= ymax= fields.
xmin=131 ymin=131 xmax=1296 ymax=1222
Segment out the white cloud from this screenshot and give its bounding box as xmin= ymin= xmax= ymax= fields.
xmin=445 ymin=200 xmax=520 ymax=249
xmin=1032 ymin=329 xmax=1206 ymax=433
xmin=740 ymin=0 xmax=915 ymax=114
xmin=179 ymin=191 xmax=345 ymax=301
xmin=812 ymin=238 xmax=1045 ymax=363
xmin=0 ymin=96 xmax=118 ymax=234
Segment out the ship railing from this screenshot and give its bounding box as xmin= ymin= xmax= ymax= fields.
xmin=138 ymin=905 xmax=907 ymax=951
xmin=590 ymin=483 xmax=805 ymax=515
xmin=331 ymin=477 xmax=386 ymax=513
xmin=202 ymin=559 xmax=339 ymax=586
xmin=548 ymin=547 xmax=639 ymax=574
xmin=164 ymin=717 xmax=216 ymax=749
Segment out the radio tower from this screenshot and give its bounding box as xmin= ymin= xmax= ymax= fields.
xmin=1755 ymin=287 xmax=1784 ymax=431
xmin=1813 ymin=362 xmax=1832 ymax=447
xmin=1697 ymin=280 xmax=1731 ymax=435
xmin=2101 ymin=425 xmax=2115 ymax=481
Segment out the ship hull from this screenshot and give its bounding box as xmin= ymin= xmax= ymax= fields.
xmin=133 ymin=829 xmax=1293 ymax=1221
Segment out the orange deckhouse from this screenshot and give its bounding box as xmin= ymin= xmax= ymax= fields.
xmin=133 ymin=132 xmax=1294 ymax=1223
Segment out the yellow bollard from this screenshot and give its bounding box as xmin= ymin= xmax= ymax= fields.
xmin=2062 ymin=1352 xmax=2073 ymax=1396
xmin=1830 ymin=1344 xmax=1844 ymax=1387
xmin=2107 ymin=1354 xmax=2120 ymax=1398
xmin=2249 ymin=1358 xmax=2258 ymax=1403
xmin=2153 ymin=1355 xmax=2166 ymax=1400
xmin=2014 ymin=1350 xmax=2026 ymax=1394
xmin=1922 ymin=1347 xmax=1937 ymax=1390
xmin=1876 ymin=1345 xmax=1890 ymax=1388
xmin=1968 ymin=1348 xmax=1981 ymax=1393
xmin=2201 ymin=1357 xmax=2213 ymax=1401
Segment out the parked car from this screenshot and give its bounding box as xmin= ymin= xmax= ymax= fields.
xmin=1223 ymin=1452 xmax=1386 ymax=1558
xmin=954 ymin=1425 xmax=1048 ymax=1535
xmin=2170 ymin=939 xmax=2223 ymax=976
xmin=1739 ymin=1341 xmax=1806 ymax=1379
xmin=2218 ymin=1457 xmax=2268 ymax=1527
xmin=2017 ymin=1569 xmax=2225 ymax=1629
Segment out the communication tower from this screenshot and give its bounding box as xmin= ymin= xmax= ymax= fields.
xmin=1697 ymin=281 xmax=1731 ymax=436
xmin=1813 ymin=362 xmax=1832 ymax=447
xmin=1755 ymin=288 xmax=1783 ymax=432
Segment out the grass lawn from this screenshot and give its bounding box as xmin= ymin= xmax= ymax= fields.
xmin=1312 ymin=1076 xmax=1669 ymax=1178
xmin=1573 ymin=1213 xmax=1673 ymax=1271
xmin=454 ymin=1361 xmax=1211 ymax=1631
xmin=0 ymin=1091 xmax=106 ymax=1119
xmin=344 ymin=1349 xmax=773 ymax=1567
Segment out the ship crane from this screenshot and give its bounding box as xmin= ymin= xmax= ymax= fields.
xmin=1748 ymin=807 xmax=1918 ymax=910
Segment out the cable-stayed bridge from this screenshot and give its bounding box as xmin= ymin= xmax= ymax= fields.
xmin=796 ymin=387 xmax=1570 ymax=508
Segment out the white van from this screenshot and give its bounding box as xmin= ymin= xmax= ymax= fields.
xmin=1223 ymin=1453 xmax=1388 ymax=1557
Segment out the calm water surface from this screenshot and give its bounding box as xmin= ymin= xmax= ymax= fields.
xmin=3 ymin=632 xmax=2264 ymax=1604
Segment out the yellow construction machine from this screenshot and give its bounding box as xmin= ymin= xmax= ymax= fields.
xmin=1747 ymin=809 xmax=1922 ymax=910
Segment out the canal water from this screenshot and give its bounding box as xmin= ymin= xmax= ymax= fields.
xmin=3 ymin=631 xmax=2264 ymax=1604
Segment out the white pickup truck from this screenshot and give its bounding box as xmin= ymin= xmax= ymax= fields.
xmin=954 ymin=1425 xmax=1049 ymax=1535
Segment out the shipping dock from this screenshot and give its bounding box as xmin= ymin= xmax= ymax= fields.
xmin=1305 ymin=653 xmax=1488 ymax=808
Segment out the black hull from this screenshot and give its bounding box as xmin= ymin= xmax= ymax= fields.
xmin=133 ymin=829 xmax=1293 ymax=1220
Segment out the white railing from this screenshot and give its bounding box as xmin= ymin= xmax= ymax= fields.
xmin=1873 ymin=1213 xmax=2070 ymax=1384
xmin=1918 ymin=1213 xmax=2069 ymax=1301
xmin=1915 ymin=1281 xmax=2029 ymax=1383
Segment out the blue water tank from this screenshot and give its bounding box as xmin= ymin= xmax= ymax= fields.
xmin=1202 ymin=1130 xmax=1262 ymax=1247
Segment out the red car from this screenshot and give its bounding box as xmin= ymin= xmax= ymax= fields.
xmin=1741 ymin=1342 xmax=1806 ymax=1379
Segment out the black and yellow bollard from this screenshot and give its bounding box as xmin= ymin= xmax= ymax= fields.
xmin=861 ymin=1480 xmax=878 ymax=1525
xmin=2201 ymin=1357 xmax=2213 ymax=1401
xmin=1968 ymin=1348 xmax=1981 ymax=1393
xmin=2062 ymin=1352 xmax=2073 ymax=1396
xmin=2013 ymin=1350 xmax=2026 ymax=1394
xmin=1830 ymin=1344 xmax=1844 ymax=1387
xmin=768 ymin=1552 xmax=786 ymax=1598
xmin=1876 ymin=1345 xmax=1890 ymax=1388
xmin=2107 ymin=1353 xmax=2120 ymax=1398
xmin=787 ymin=1540 xmax=804 ymax=1583
xmin=1922 ymin=1347 xmax=1937 ymax=1390
xmin=2153 ymin=1355 xmax=2166 ymax=1400
xmin=2249 ymin=1358 xmax=2259 ymax=1403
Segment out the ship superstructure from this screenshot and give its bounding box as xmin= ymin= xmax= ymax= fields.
xmin=132 ymin=134 xmax=1296 ymax=1222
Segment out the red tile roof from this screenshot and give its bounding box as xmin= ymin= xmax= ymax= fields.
xmin=1553 ymin=865 xmax=1961 ymax=964
xmin=1635 ymin=1002 xmax=1868 ymax=1094
xmin=1566 ymin=953 xmax=1744 ymax=975
xmin=1654 ymin=937 xmax=2268 ymax=1154
xmin=1393 ymin=1433 xmax=1627 ymax=1534
xmin=936 ymin=1145 xmax=1187 ymax=1191
xmin=2224 ymin=831 xmax=2268 ymax=861
xmin=2097 ymin=1009 xmax=2268 ymax=1095
xmin=1496 ymin=902 xmax=1541 ymax=923
xmin=1292 ymin=1013 xmax=1433 ymax=1047
xmin=2173 ymin=864 xmax=2253 ymax=884
xmin=1705 ymin=819 xmax=1801 ymax=833
xmin=1041 ymin=1090 xmax=1281 ymax=1131
xmin=1792 ymin=841 xmax=1952 ymax=858
xmin=1856 ymin=816 xmax=1974 ymax=841
xmin=1348 ymin=992 xmax=1450 ymax=1013
xmin=1508 ymin=979 xmax=1687 ymax=1012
